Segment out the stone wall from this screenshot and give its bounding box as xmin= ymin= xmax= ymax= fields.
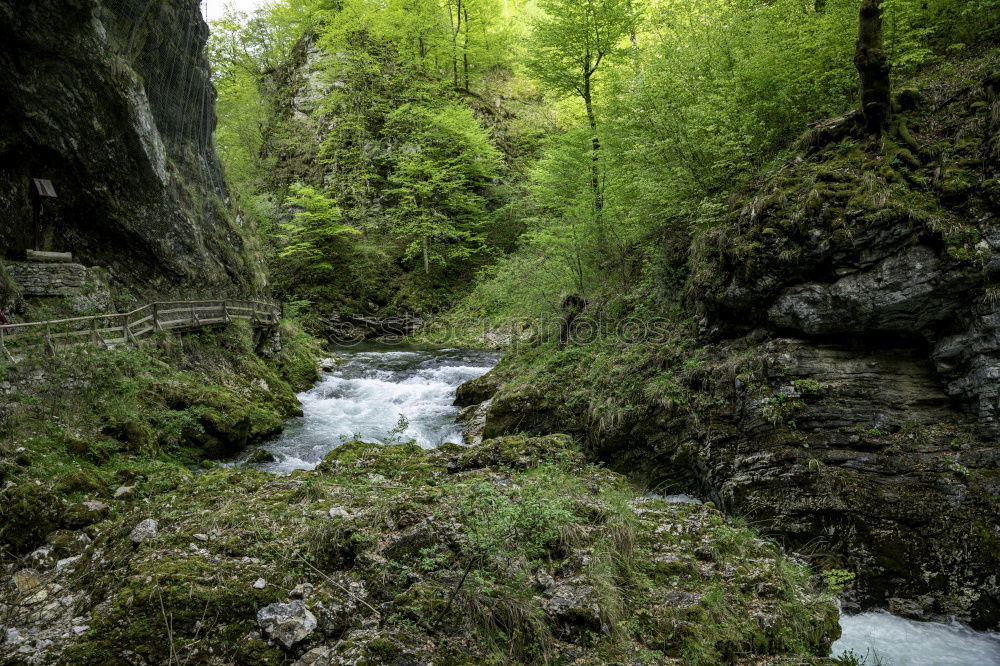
xmin=6 ymin=262 xmax=87 ymax=297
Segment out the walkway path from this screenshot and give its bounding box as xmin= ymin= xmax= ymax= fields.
xmin=0 ymin=299 xmax=280 ymax=360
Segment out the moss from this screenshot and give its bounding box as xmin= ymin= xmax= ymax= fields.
xmin=66 ymin=555 xmax=288 ymax=665
xmin=0 ymin=482 xmax=64 ymax=553
xmin=0 ymin=317 xmax=325 ymax=555
xmin=0 ymin=258 xmax=22 ymax=311
xmin=54 ymin=467 xmax=108 ymax=497
xmin=20 ymin=433 xmax=841 ymax=664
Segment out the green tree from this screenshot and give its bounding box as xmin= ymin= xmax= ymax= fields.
xmin=527 ymin=0 xmax=638 ymax=227
xmin=385 ymin=103 xmax=502 ymax=274
xmin=278 ymin=184 xmax=359 ymax=277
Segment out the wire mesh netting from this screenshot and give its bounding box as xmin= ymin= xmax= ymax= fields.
xmin=97 ymin=0 xmax=225 ymax=197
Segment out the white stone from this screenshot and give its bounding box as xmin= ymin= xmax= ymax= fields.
xmin=129 ymin=518 xmax=158 ymax=544
xmin=253 ymin=578 xmax=266 ymax=590
xmin=55 ymin=556 xmax=80 ymax=572
xmin=113 ymin=485 xmax=135 ymax=500
xmin=257 ymin=600 xmax=316 ymax=649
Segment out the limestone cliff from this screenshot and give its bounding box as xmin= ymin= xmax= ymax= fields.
xmin=463 ymin=51 xmax=1000 ymax=628
xmin=0 ymin=0 xmax=266 ymax=295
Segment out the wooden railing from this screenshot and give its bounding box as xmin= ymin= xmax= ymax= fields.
xmin=0 ymin=299 xmax=281 ymax=360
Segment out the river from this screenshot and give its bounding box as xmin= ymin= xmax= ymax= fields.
xmin=237 ymin=345 xmax=499 ymax=473
xmin=238 ymin=346 xmax=1000 ymax=665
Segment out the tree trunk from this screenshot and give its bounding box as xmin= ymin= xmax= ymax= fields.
xmin=423 ymin=239 xmax=430 ymax=275
xmin=855 ymin=0 xmax=891 ymax=136
xmin=582 ymin=71 xmax=603 ymax=227
xmin=448 ymin=0 xmax=461 ymax=89
xmin=462 ymin=7 xmax=470 ymax=91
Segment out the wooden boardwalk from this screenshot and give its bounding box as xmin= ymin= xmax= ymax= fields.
xmin=0 ymin=299 xmax=281 ymax=361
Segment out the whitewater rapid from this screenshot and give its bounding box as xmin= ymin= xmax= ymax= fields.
xmin=239 ymin=346 xmax=498 ymax=473
xmin=832 ymin=611 xmax=1000 ymax=665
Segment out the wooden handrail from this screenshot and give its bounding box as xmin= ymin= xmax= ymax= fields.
xmin=0 ymin=298 xmax=281 ymax=359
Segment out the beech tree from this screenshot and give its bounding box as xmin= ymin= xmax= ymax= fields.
xmin=385 ymin=103 xmax=502 ymax=274
xmin=527 ymin=0 xmax=638 ymax=227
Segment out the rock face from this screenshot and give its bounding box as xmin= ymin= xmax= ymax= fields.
xmin=467 ymin=60 xmax=1000 ymax=628
xmin=0 ymin=0 xmax=265 ymax=294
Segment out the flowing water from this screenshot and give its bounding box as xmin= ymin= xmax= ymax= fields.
xmin=237 ymin=345 xmax=499 ymax=474
xmin=832 ymin=611 xmax=1000 ymax=665
xmin=240 ymin=346 xmax=1000 ymax=664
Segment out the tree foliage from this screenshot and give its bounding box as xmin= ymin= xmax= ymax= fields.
xmin=207 ymin=0 xmax=997 ymax=317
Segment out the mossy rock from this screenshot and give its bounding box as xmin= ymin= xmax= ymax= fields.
xmin=102 ymin=418 xmax=154 ymax=451
xmin=316 ymin=441 xmax=439 ymax=482
xmin=246 ymin=448 xmax=276 ymax=464
xmin=447 ymin=434 xmax=582 ymax=472
xmin=55 ymin=468 xmax=108 ymax=497
xmin=68 ymin=555 xmax=286 ymax=665
xmin=0 ymin=482 xmax=64 ymax=553
xmin=63 ymin=500 xmax=111 ymax=529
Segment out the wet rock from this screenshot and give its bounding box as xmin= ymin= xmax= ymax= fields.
xmin=247 ymin=449 xmax=276 ymax=465
xmin=456 ymin=398 xmax=491 ymax=446
xmin=257 ymin=600 xmax=317 ymax=649
xmin=454 ymin=371 xmax=501 ymax=407
xmin=129 ymin=518 xmax=158 ymax=544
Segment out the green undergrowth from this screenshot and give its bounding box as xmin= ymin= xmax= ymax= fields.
xmin=55 ymin=435 xmax=840 ymax=664
xmin=460 ymin=300 xmax=720 ymax=443
xmin=0 ymin=317 xmax=323 ymax=555
xmin=692 ymin=47 xmax=1000 ymax=303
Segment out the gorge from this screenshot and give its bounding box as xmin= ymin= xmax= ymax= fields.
xmin=1 ymin=0 xmax=999 ymax=664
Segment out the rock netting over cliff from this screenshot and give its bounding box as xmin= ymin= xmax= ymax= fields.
xmin=0 ymin=0 xmax=265 ymax=294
